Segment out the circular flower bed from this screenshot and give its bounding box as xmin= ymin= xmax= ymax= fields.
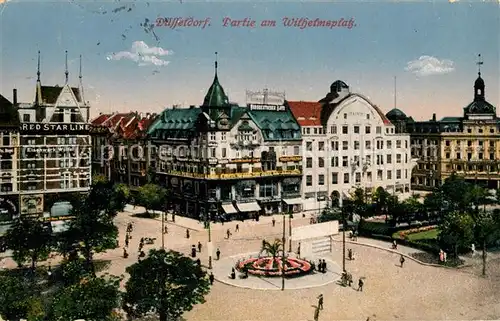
xmin=236 ymin=256 xmax=313 ymax=277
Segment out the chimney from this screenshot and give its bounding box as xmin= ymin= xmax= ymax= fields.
xmin=13 ymin=89 xmax=17 ymax=105
xmin=432 ymin=113 xmax=436 ymax=121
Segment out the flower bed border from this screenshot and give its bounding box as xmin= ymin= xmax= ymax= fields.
xmin=235 ymin=256 xmax=314 ymax=278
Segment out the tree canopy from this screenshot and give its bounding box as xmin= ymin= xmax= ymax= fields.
xmin=136 ymin=184 xmax=168 ymax=213
xmin=123 ymin=249 xmax=211 ymax=321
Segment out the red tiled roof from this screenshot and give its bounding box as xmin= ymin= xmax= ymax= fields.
xmin=91 ymin=114 xmax=111 ymax=126
xmin=287 ymin=101 xmax=323 ymax=126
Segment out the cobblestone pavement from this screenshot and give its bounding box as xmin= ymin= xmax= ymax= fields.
xmin=1 ymin=212 xmax=499 ymax=320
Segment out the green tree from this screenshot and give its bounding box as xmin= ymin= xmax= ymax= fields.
xmin=318 ymin=206 xmax=342 ymax=223
xmin=0 ymin=274 xmax=45 ymax=320
xmin=438 ymin=212 xmax=475 ymax=257
xmin=4 ymin=217 xmax=52 ymax=271
xmin=89 ymin=179 xmax=130 ymax=217
xmin=58 ymin=196 xmax=118 ymax=275
xmin=423 ymin=191 xmax=444 ymax=221
xmin=48 ymin=274 xmax=122 ymax=321
xmin=137 ymin=183 xmax=167 ymax=215
xmin=471 ymin=211 xmax=500 ymax=276
xmin=372 ymin=186 xmax=389 ymax=216
xmin=440 ymin=174 xmax=473 ymax=214
xmin=351 ymin=187 xmax=369 ymax=216
xmin=260 ymin=239 xmax=284 ymax=259
xmin=123 ymin=249 xmax=211 ymax=321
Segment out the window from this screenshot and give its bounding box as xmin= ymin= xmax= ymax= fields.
xmin=387 ymin=170 xmax=392 ymax=180
xmin=354 ymin=141 xmax=360 ymax=150
xmin=456 ymin=153 xmax=461 ymax=159
xmin=396 ymin=140 xmax=401 ymax=148
xmin=2 ymin=136 xmax=9 ymax=146
xmin=331 ymin=125 xmax=337 ymax=134
xmin=396 ymin=154 xmax=402 ymax=163
xmin=318 ymin=157 xmax=324 ymax=168
xmin=490 ymin=141 xmax=495 ymax=147
xmin=377 ymin=170 xmax=383 ymax=180
xmin=221 ymin=132 xmax=227 ymax=141
xmin=331 ymin=141 xmax=339 ymax=151
xmin=332 ymin=172 xmax=338 ymax=184
xmin=365 ymin=126 xmax=371 ymax=134
xmin=318 ymin=142 xmax=325 ymax=151
xmin=446 ymin=140 xmax=450 ymax=146
xmin=222 ymin=148 xmax=227 ymax=158
xmin=467 ymin=140 xmax=472 ymax=146
xmin=318 ymin=174 xmax=325 ymax=185
xmin=396 ymin=169 xmax=402 ymax=179
xmin=282 ymin=147 xmax=287 ymax=156
xmin=294 ymin=146 xmax=300 ymax=155
xmin=354 ymin=126 xmax=360 ymax=134
xmin=210 ymin=148 xmax=216 ymax=158
xmin=445 ymin=152 xmax=450 ymax=159
xmin=355 ymin=172 xmax=361 ymax=183
xmin=314 ymin=128 xmax=318 ymax=134
xmin=479 ymin=153 xmax=483 ymax=159
xmin=367 ymin=172 xmax=372 ymax=181
xmin=490 ymin=128 xmax=495 ymax=134
xmin=490 ymin=153 xmax=495 ymax=160
xmin=387 ymin=141 xmax=392 ymax=149
xmin=376 ymin=126 xmax=382 ymax=134
xmin=468 ymin=128 xmax=472 ymax=133
xmin=342 ymin=126 xmax=348 ymax=134
xmin=367 ymin=114 xmax=370 ymax=120
xmin=344 ymin=113 xmax=347 ymax=119
xmin=343 ymin=173 xmax=349 ymax=184
xmin=210 ymin=132 xmax=216 ymax=141
xmin=331 ymin=156 xmax=338 ymax=167
xmin=306 ymin=128 xmax=311 ymax=134
xmin=479 ymin=128 xmax=483 ymax=133
xmin=306 ymin=142 xmax=313 ymax=151
xmin=306 ymin=175 xmax=312 ymax=186
xmin=387 ymin=155 xmax=392 ymax=164
xmin=342 ymin=141 xmax=348 ymax=150
xmin=23 ymin=114 xmax=30 ymax=122
xmin=342 ymin=156 xmax=348 ymax=167
xmin=365 ymin=141 xmax=371 ymax=149
xmin=306 ymin=157 xmax=313 ymax=168
xmin=366 ymin=155 xmax=371 ymax=164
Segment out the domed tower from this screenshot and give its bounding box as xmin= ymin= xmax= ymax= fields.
xmin=386 ymin=108 xmax=408 ymax=133
xmin=202 ymin=52 xmax=231 ymax=130
xmin=463 ymin=54 xmax=496 ymax=118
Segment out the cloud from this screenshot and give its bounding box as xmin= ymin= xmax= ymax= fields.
xmin=405 ymin=55 xmax=455 ymax=76
xmin=107 ymin=41 xmax=173 ymax=66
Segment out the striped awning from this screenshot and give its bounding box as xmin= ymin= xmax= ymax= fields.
xmin=236 ymin=202 xmax=261 ymax=212
xmin=283 ymin=198 xmax=302 ymax=205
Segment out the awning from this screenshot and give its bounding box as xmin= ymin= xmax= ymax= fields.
xmin=283 ymin=198 xmax=302 ymax=205
xmin=222 ymin=203 xmax=238 ymax=214
xmin=236 ymin=202 xmax=261 ymax=212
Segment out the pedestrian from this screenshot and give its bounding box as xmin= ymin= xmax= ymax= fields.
xmin=216 ymin=248 xmax=221 ymax=260
xmin=358 ymin=278 xmax=364 ymax=292
xmin=322 ymin=259 xmax=327 ymax=273
xmin=209 ymin=272 xmax=215 ymax=285
xmin=226 ymin=229 xmax=231 ymax=239
xmin=318 ymin=259 xmax=323 ymax=273
xmin=172 ymin=214 xmax=176 ymax=223
xmin=164 ymin=226 xmax=168 ymax=234
xmin=297 ymin=242 xmax=301 ymax=258
xmin=125 ymin=236 xmax=129 ymax=248
xmin=123 ymin=247 xmax=128 ymax=258
xmin=317 ymin=293 xmax=324 ymax=310
xmin=186 ymin=229 xmax=190 ymax=239
xmin=196 ymin=258 xmax=201 ymax=266
xmin=235 ymin=224 xmax=239 ymax=232
xmin=191 ymin=245 xmax=197 ymax=258
xmin=347 ymin=272 xmax=353 ymax=287
xmin=198 ymin=241 xmax=202 ymax=252
xmin=348 ymin=248 xmax=352 ymax=260
xmin=272 ymin=218 xmax=276 ymax=227
xmin=400 ymin=255 xmax=405 ymax=268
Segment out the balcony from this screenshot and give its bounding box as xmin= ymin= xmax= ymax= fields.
xmin=279 ymin=156 xmax=302 ymax=162
xmin=165 ymin=168 xmax=302 ymax=180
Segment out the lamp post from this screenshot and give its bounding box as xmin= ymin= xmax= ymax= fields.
xmin=161 ymin=210 xmax=165 ymax=250
xmin=207 ymin=198 xmax=216 ymax=270
xmin=336 ymin=194 xmax=346 ymax=272
xmin=281 ymin=212 xmax=286 ymax=291
xmin=288 ymin=212 xmax=292 ymax=253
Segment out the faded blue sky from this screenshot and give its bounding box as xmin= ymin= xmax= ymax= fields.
xmin=0 ymin=1 xmax=498 ymax=120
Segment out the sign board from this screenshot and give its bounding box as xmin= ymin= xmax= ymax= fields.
xmin=0 ymin=148 xmax=14 ymax=154
xmin=20 ymin=194 xmax=44 ymax=215
xmin=0 ymin=195 xmax=18 ymax=221
xmin=248 ymin=104 xmax=286 ymax=112
xmin=20 ymin=123 xmax=90 ymax=135
xmin=246 ymin=89 xmax=285 ymax=105
xmin=291 ymin=221 xmax=339 ymax=241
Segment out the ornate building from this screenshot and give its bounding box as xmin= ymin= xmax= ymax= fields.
xmin=388 ymin=55 xmax=499 ymax=190
xmin=147 ymin=58 xmax=303 ymax=219
xmin=0 ymin=52 xmax=92 ymax=219
xmin=289 ymin=80 xmax=416 ymax=210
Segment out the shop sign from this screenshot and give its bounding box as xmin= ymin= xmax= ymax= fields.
xmin=208 ymin=158 xmax=218 ymax=165
xmin=24 ymin=146 xmax=76 ymax=154
xmin=219 ymin=159 xmax=229 ymax=164
xmin=20 ymin=194 xmax=44 ymax=215
xmin=208 ymin=142 xmax=218 ymax=147
xmin=0 ymin=196 xmax=18 ymax=220
xmin=279 ymin=156 xmax=302 ymax=162
xmin=0 ymin=148 xmax=14 ymax=154
xmin=248 ymin=104 xmax=286 ymax=112
xmin=20 ymin=123 xmax=90 ymax=134
xmin=229 ymin=158 xmax=260 ymax=164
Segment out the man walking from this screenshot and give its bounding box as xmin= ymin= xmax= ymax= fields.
xmin=400 ymin=255 xmax=405 ymax=268
xmin=226 ymin=229 xmax=231 ymax=239
xmin=272 ymin=217 xmax=276 ymax=227
xmin=198 ymin=241 xmax=202 ymax=252
xmin=317 ymin=293 xmax=324 ymax=310
xmin=209 ymin=272 xmax=215 ymax=285
xmin=216 ymin=248 xmax=221 ymax=260
xmin=235 ymin=224 xmax=239 ymax=232
xmin=358 ymin=278 xmax=364 ymax=292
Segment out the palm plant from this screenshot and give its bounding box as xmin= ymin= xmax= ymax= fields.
xmin=260 ymin=239 xmax=284 ymax=259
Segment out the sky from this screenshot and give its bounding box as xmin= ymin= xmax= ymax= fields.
xmin=0 ymin=0 xmax=498 ymax=121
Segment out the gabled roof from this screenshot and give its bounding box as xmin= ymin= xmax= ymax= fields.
xmin=286 ymin=101 xmax=322 ymax=126
xmin=91 ymin=114 xmax=111 ymax=126
xmin=37 ymin=85 xmax=81 ymax=105
xmin=248 ymin=109 xmax=301 ymax=141
xmin=147 ymin=108 xmax=202 ymax=135
xmin=0 ymin=95 xmax=19 ymax=128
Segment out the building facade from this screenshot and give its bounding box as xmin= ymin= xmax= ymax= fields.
xmin=146 ymin=63 xmax=303 ymax=220
xmin=289 ymin=80 xmax=416 ymax=211
xmin=391 ymin=57 xmax=500 ymax=190
xmin=0 ymin=53 xmax=92 ymax=220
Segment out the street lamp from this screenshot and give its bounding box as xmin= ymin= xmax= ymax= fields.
xmin=288 ymin=212 xmax=292 ymax=253
xmin=336 ymin=194 xmax=346 ymax=272
xmin=207 ymin=198 xmax=216 ymax=270
xmin=281 ymin=212 xmax=286 ymax=291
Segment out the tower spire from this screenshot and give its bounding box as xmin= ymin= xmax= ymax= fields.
xmin=394 ymin=76 xmax=397 ymax=109
xmin=65 ymin=50 xmax=69 ymax=83
xmin=215 ymin=51 xmax=218 ymax=75
xmin=79 ymin=54 xmax=85 ymax=104
xmin=79 ymin=54 xmax=82 ymax=81
xmin=477 ymin=53 xmax=483 ymax=76
xmin=37 ymin=50 xmax=41 ymax=82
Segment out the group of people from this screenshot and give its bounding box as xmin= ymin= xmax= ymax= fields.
xmin=122 ymin=222 xmax=134 ymax=258
xmin=314 ymin=259 xmax=328 ymax=273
